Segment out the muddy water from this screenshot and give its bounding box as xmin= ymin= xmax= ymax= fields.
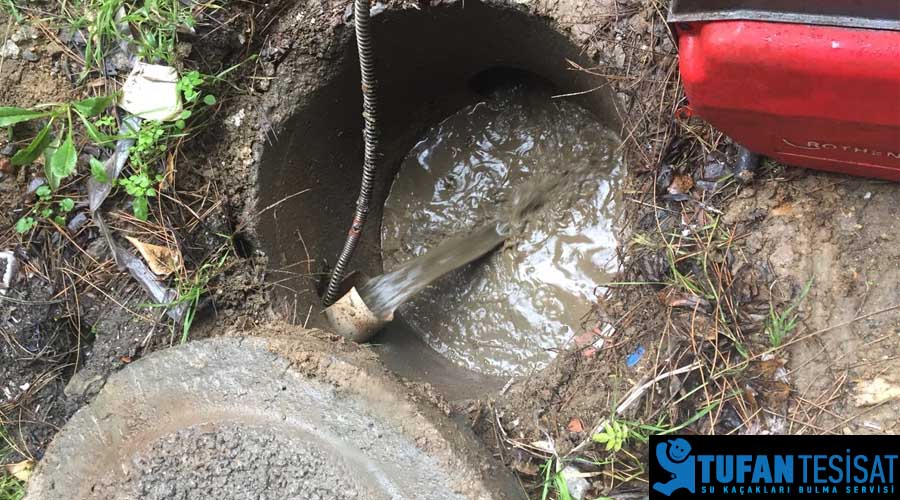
xmin=360 ymin=222 xmax=507 ymax=319
xmin=380 ymin=85 xmax=623 ymax=376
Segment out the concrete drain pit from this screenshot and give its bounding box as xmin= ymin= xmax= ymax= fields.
xmin=26 ymin=335 xmax=524 ymax=500
xmin=258 ymin=2 xmax=622 ymax=398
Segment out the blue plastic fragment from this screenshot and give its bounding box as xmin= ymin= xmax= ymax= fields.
xmin=626 ymin=345 xmax=645 ymax=368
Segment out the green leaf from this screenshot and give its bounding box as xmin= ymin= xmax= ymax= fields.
xmin=43 ymin=138 xmax=61 ymax=190
xmin=15 ymin=216 xmax=36 ymax=233
xmin=11 ymin=121 xmax=53 ymax=166
xmin=202 ymin=94 xmax=217 ymax=106
xmin=72 ymin=95 xmax=115 ymax=118
xmin=78 ymin=113 xmax=114 ymax=144
xmin=58 ymin=197 xmax=75 ymax=212
xmin=133 ymin=196 xmax=149 ymax=221
xmin=554 ymin=473 xmax=573 ymax=500
xmin=49 ymin=134 xmax=77 ymax=181
xmin=0 ymin=107 xmax=52 ymax=127
xmin=591 ymin=433 xmax=610 ymax=443
xmin=36 ymin=185 xmax=52 ymax=198
xmin=53 ymin=215 xmax=65 ymax=225
xmin=90 ymin=157 xmax=108 ymax=183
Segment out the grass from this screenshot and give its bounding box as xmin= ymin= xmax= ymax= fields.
xmin=60 ymin=0 xmax=199 ymax=79
xmin=766 ymin=278 xmax=813 ymax=348
xmin=173 ymin=246 xmax=231 ymax=343
xmin=539 ymin=458 xmax=573 ymax=500
xmin=0 ymin=475 xmax=24 ymax=500
xmin=0 ymin=426 xmax=24 ymax=500
xmin=0 ymin=0 xmax=23 ymax=22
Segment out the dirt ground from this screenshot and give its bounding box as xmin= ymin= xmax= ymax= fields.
xmin=2 ymin=0 xmax=899 ymax=499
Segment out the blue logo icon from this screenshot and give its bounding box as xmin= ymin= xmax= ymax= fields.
xmin=653 ymin=438 xmax=696 ymax=496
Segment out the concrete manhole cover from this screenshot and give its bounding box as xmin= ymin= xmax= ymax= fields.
xmin=26 ymin=334 xmax=523 ymax=500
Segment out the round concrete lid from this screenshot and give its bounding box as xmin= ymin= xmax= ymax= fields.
xmin=26 ymin=333 xmax=524 ymax=500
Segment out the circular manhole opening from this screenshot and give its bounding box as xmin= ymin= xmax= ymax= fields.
xmin=256 ymin=2 xmax=622 ymax=399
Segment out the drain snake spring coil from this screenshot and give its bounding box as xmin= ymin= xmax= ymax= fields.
xmin=324 ymin=0 xmax=379 ymax=306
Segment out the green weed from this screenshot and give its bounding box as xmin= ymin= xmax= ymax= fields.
xmin=14 ymin=185 xmax=75 ymax=233
xmin=591 ymin=420 xmax=629 ymax=453
xmin=539 ymin=458 xmax=573 ymax=500
xmin=766 ymin=278 xmax=813 ymax=348
xmin=1 ymin=95 xmax=116 ymax=187
xmin=3 ymin=97 xmax=115 ymax=231
xmin=62 ymin=0 xmax=197 ymax=79
xmin=0 ymin=0 xmax=23 ymax=22
xmin=0 ymin=474 xmax=25 ymax=500
xmin=0 ymin=426 xmax=24 ymax=500
xmin=145 ymin=245 xmax=230 ymax=343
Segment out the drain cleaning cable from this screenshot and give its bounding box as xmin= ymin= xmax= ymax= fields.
xmin=323 ymin=0 xmax=380 ymax=306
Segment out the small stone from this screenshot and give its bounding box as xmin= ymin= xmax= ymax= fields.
xmin=26 ymin=177 xmax=46 ymax=194
xmin=21 ymin=49 xmax=39 ymax=62
xmin=11 ymin=25 xmax=38 ymax=43
xmin=67 ymin=212 xmax=89 ymax=232
xmin=701 ymin=160 xmax=726 ymax=180
xmin=0 ymin=40 xmax=20 ymax=59
xmin=611 ymin=45 xmax=626 ymax=68
xmin=562 ymin=466 xmax=590 ymax=500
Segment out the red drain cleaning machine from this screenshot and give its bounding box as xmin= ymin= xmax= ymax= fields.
xmin=669 ymin=1 xmax=900 ymax=181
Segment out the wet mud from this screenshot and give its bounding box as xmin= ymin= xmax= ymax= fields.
xmin=381 ymin=85 xmax=623 ymax=376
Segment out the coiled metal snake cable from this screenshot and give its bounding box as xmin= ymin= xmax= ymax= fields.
xmin=323 ymin=0 xmax=379 ymax=306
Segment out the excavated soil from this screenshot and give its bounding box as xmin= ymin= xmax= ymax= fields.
xmin=724 ymin=171 xmax=900 ymax=434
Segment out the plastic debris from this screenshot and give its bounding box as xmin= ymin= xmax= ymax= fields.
xmin=528 ymin=440 xmax=555 ymax=454
xmin=701 ymin=159 xmax=727 ymax=180
xmin=561 ymin=466 xmax=590 ymax=500
xmin=87 ymin=115 xmax=140 ymax=212
xmin=114 ymin=244 xmax=187 ymax=323
xmin=119 ymin=62 xmax=183 ymax=121
xmin=26 ymin=177 xmax=46 ymax=194
xmin=626 ymin=345 xmax=645 ymax=368
xmin=0 ymin=251 xmax=18 ymax=295
xmin=67 ymin=212 xmax=89 ymax=232
xmin=733 ymin=146 xmax=758 ymax=182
